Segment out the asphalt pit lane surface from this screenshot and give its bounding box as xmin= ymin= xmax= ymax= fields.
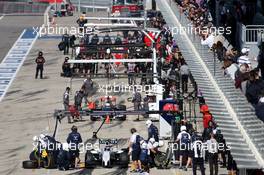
xmin=23 ymin=89 xmax=48 ymax=97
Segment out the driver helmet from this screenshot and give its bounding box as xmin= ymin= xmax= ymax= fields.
xmin=180 ymin=125 xmax=187 ymax=132
xmin=146 ymin=120 xmax=152 ymax=128
xmin=105 ymin=103 xmax=111 ymax=107
xmin=33 ymin=136 xmax=39 ymax=142
xmin=158 ymin=140 xmax=164 ymax=147
xmin=153 ymin=142 xmax=159 ymax=148
xmin=39 ymin=134 xmax=46 ymax=140
xmin=149 ymin=138 xmax=155 ymax=144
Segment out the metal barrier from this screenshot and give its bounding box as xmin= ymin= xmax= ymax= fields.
xmin=0 ymin=1 xmax=48 ymax=15
xmin=242 ymin=25 xmax=264 ymax=44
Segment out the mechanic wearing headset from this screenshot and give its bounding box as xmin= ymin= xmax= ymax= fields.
xmin=146 ymin=120 xmax=159 ymax=142
xmin=67 ymin=125 xmax=83 ymax=168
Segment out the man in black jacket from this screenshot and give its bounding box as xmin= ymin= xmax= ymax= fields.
xmin=62 ymin=32 xmax=70 ymax=55
xmin=67 ymin=125 xmax=82 ymax=168
xmin=35 ymin=51 xmax=45 ymax=79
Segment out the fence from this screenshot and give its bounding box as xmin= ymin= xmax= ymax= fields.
xmin=242 ymin=25 xmax=264 ymax=44
xmin=0 ymin=1 xmax=48 ymax=15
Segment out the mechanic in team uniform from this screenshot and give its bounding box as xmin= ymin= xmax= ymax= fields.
xmin=132 ymin=90 xmax=142 ymax=111
xmin=139 ymin=140 xmax=149 ymax=172
xmin=63 ymin=87 xmax=70 ymax=110
xmin=62 ymin=32 xmax=70 ymax=55
xmin=146 ymin=120 xmax=159 ymax=142
xmin=82 ymin=78 xmax=93 ymax=104
xmin=67 ymin=125 xmax=82 ymax=168
xmin=147 ymin=137 xmax=159 ymax=167
xmin=74 ymin=88 xmax=84 ymax=111
xmin=63 ymin=87 xmax=71 ymax=123
xmin=175 ymin=125 xmax=192 ymax=171
xmin=129 ymin=128 xmax=143 ymax=173
xmin=35 ymin=51 xmax=45 ymax=79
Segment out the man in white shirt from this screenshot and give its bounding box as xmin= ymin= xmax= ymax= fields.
xmin=206 ymin=133 xmax=218 ymax=175
xmin=175 ymin=125 xmax=192 ymax=171
xmin=147 ymin=138 xmax=159 ymax=167
xmin=238 ymin=48 xmax=251 ymax=68
xmin=201 ymin=33 xmax=215 ymax=48
xmin=128 ymin=62 xmax=136 ymax=85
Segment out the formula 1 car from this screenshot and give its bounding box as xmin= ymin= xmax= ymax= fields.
xmin=85 ymin=138 xmax=129 ymax=168
xmin=90 ymin=96 xmax=127 ymax=121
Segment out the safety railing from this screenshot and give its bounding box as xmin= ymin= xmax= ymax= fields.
xmin=242 ymin=25 xmax=264 ymax=44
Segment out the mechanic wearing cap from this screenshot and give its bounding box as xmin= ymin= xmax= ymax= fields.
xmin=74 ymin=88 xmax=84 ymax=111
xmin=35 ymin=51 xmax=45 ymax=79
xmin=175 ymin=125 xmax=192 ymax=171
xmin=146 ymin=120 xmax=159 ymax=142
xmin=67 ymin=125 xmax=82 ymax=168
xmin=129 ymin=128 xmax=142 ymax=173
xmin=82 ymin=78 xmax=93 ymax=104
xmin=192 ymin=134 xmax=205 ymax=175
xmin=238 ymin=48 xmax=251 ymax=67
xmin=63 ymin=87 xmax=71 ymax=122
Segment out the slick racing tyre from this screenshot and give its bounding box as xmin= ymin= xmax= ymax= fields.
xmin=119 ymin=152 xmax=129 ymax=168
xmin=22 ymin=160 xmax=38 ymax=169
xmin=154 ymin=152 xmax=168 ymax=169
xmin=43 ymin=154 xmax=56 ymax=169
xmin=90 ymin=116 xmax=97 ymax=121
xmin=85 ymin=151 xmax=95 ymax=168
xmin=116 ymin=105 xmax=126 ymax=121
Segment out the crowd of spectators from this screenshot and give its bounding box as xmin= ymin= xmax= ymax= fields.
xmin=173 ymin=0 xmax=264 ymax=122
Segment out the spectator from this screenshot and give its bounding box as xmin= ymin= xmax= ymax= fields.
xmin=234 ymin=63 xmax=249 ymax=89
xmin=255 ymin=92 xmax=264 ymax=122
xmin=237 ymin=48 xmax=251 ymax=67
xmin=201 ymin=32 xmax=215 ymax=48
xmin=246 ymin=70 xmax=264 ymax=105
xmin=257 ymin=43 xmax=264 ymax=79
xmin=180 ymin=61 xmax=189 ymax=93
xmin=200 ymin=104 xmax=213 ymax=129
xmin=207 ymin=132 xmax=218 ymax=175
xmin=35 ymin=51 xmax=45 ymax=79
xmin=192 ymin=134 xmax=205 ymax=175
